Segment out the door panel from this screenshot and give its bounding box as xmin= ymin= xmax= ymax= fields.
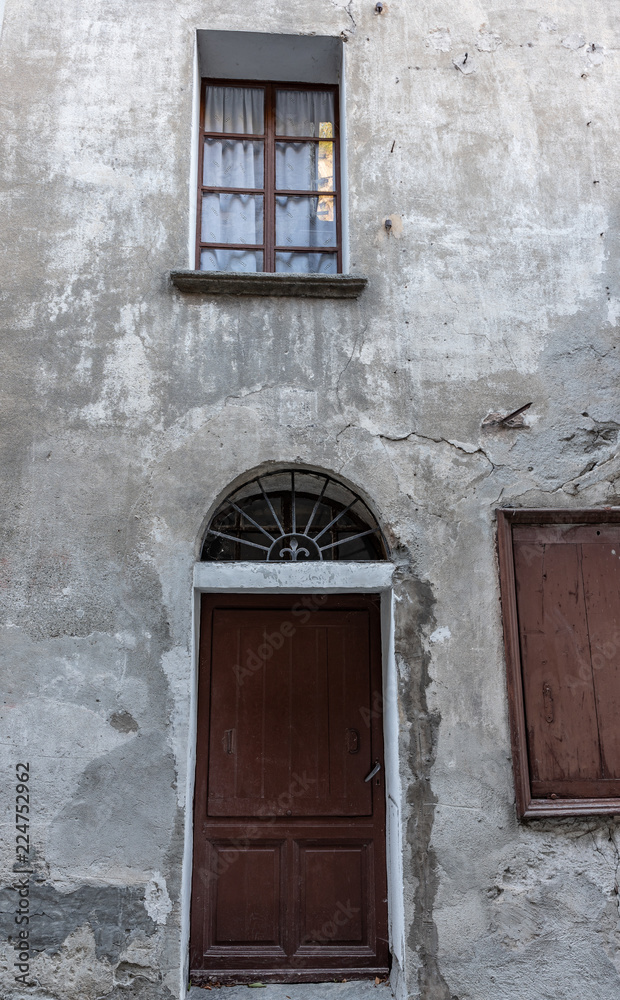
xmin=191 ymin=594 xmax=388 ymax=982
xmin=212 ymin=842 xmax=285 ymax=947
xmin=299 ymin=844 xmax=367 ymax=944
xmin=207 ymin=610 xmax=372 ymax=817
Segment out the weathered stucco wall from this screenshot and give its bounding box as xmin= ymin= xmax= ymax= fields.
xmin=1 ymin=1 xmax=620 ymax=998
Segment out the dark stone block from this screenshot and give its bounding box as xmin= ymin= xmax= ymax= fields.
xmin=170 ymin=271 xmax=368 ymax=298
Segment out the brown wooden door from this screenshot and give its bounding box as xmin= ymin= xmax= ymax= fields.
xmin=190 ymin=594 xmax=388 ymax=983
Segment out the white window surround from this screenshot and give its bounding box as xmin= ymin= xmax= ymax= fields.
xmin=180 ymin=561 xmax=406 ymax=999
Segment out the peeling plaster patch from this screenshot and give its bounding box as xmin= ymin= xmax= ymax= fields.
xmin=425 ymin=28 xmax=451 ymax=52
xmin=114 ymin=959 xmax=160 ymax=987
xmin=159 ymin=646 xmax=192 ymax=806
xmin=26 ymin=924 xmax=113 ymax=1000
xmin=446 ymin=438 xmax=480 ymax=454
xmin=453 ymin=52 xmax=476 ymax=74
xmin=114 ymin=630 xmax=137 ymax=649
xmin=278 ymin=388 xmax=318 ymax=426
xmin=587 ymin=43 xmax=604 ymax=66
xmin=538 ymin=17 xmax=558 ymax=32
xmin=113 ymin=931 xmax=161 ymax=986
xmin=430 ymin=626 xmax=451 ymax=644
xmin=47 ymin=283 xmax=78 ymax=323
xmin=109 ymin=709 xmax=139 ymax=732
xmin=79 ymin=331 xmax=157 ymax=426
xmin=143 ymin=873 xmax=172 ymax=925
xmin=47 ymin=732 xmax=177 ymax=881
xmin=562 ymin=33 xmax=586 ymax=50
xmin=607 ymin=297 xmax=620 ymax=326
xmin=66 ymin=159 xmax=136 ymax=192
xmin=0 ymin=883 xmax=157 ymax=961
xmin=476 ymin=32 xmax=502 ymax=52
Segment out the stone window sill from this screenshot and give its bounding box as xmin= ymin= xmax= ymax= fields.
xmin=170 ymin=270 xmax=368 ymax=299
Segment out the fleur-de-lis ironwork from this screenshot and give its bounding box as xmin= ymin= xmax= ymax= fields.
xmin=279 ymin=538 xmax=310 ymax=561
xmin=202 ymin=469 xmax=385 ymax=563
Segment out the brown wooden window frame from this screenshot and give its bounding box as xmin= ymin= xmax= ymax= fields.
xmin=497 ymin=507 xmax=620 ymax=818
xmin=196 ymin=79 xmax=342 ymax=274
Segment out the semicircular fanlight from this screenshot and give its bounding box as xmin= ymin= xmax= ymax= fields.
xmin=201 ymin=469 xmax=387 ymax=562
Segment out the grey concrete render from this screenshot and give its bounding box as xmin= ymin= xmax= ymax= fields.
xmin=189 ymin=983 xmax=393 ymax=1000
xmin=1 ymin=0 xmax=620 ymax=999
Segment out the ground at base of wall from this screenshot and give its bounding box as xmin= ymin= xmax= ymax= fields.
xmin=189 ymin=981 xmax=394 ymax=1000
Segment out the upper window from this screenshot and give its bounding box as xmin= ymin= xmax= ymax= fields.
xmin=197 ymin=81 xmax=341 ymax=275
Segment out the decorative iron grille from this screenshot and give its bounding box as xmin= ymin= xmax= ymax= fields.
xmin=201 ymin=469 xmax=387 ymax=562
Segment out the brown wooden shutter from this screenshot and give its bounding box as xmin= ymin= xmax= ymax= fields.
xmin=497 ymin=510 xmax=620 ymax=817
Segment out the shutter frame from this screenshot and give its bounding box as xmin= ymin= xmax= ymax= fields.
xmin=497 ymin=508 xmax=620 ymax=818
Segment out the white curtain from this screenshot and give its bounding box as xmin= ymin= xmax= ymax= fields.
xmin=204 ymin=86 xmax=264 ymax=134
xmin=275 ymin=253 xmax=336 ymax=274
xmin=275 ymin=90 xmax=334 ymax=137
xmin=275 ymin=195 xmax=336 ymax=249
xmin=200 ymin=249 xmax=263 ymax=273
xmin=275 ymin=142 xmax=334 ymax=192
xmin=201 ymin=192 xmax=263 ymax=249
xmin=203 ymin=138 xmax=264 ymax=190
xmin=202 ymin=87 xmax=265 ymax=270
xmin=274 ymin=91 xmax=336 ymax=259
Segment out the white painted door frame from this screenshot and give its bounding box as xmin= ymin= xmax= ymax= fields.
xmin=180 ymin=562 xmax=405 ymax=999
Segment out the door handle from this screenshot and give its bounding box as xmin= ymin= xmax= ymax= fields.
xmin=364 ymin=761 xmax=381 ymax=782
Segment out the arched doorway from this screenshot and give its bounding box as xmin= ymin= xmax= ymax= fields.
xmin=189 ymin=468 xmax=394 ymax=985
xmin=200 ymin=467 xmax=387 ymax=563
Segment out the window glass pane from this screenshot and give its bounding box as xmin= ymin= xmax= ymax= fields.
xmin=203 ymin=139 xmax=264 ymax=189
xmin=201 ymin=193 xmax=263 ymax=245
xmin=275 ymin=252 xmax=337 ymax=274
xmin=204 ymin=86 xmax=264 ymax=134
xmin=276 ymin=195 xmax=336 ymax=248
xmin=276 ymin=142 xmax=335 ymax=192
xmin=200 ymin=249 xmax=263 ymax=273
xmin=275 ymin=90 xmax=335 ymax=137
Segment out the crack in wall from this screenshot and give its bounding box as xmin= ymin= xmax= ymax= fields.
xmin=344 ymin=0 xmax=356 ymax=34
xmin=224 ymin=384 xmax=277 ymax=405
xmin=336 ymin=325 xmax=367 ymax=415
xmin=608 ymin=824 xmax=620 ymax=916
xmin=378 ymin=430 xmax=499 ymax=472
xmin=586 ymin=821 xmax=620 ymax=918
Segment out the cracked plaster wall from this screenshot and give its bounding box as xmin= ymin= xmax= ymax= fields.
xmin=1 ymin=1 xmax=620 ymax=998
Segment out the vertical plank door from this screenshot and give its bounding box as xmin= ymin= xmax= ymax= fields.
xmin=190 ymin=594 xmax=388 ymax=982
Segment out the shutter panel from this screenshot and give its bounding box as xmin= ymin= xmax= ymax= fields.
xmin=498 ymin=512 xmax=620 ymax=816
